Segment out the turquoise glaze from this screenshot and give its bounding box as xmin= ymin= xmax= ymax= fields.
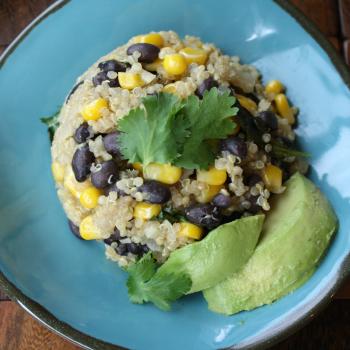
xmin=0 ymin=0 xmax=350 ymax=349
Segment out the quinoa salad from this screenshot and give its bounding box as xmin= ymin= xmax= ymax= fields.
xmin=44 ymin=31 xmax=336 ymax=313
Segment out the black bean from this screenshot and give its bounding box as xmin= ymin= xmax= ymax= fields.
xmin=127 ymin=43 xmax=160 ymax=63
xmin=98 ymin=60 xmax=130 ymax=73
xmin=141 ymin=244 xmax=150 ymax=254
xmin=103 ymin=132 xmax=122 ymax=157
xmin=74 ymin=123 xmax=93 ymax=144
xmin=196 ymin=77 xmax=219 ymax=98
xmin=245 ymin=173 xmax=262 ymax=187
xmin=212 ymin=193 xmax=232 ymax=208
xmin=66 ymin=80 xmax=84 ymax=103
xmin=126 ymin=243 xmax=141 ymax=255
xmin=235 ymin=103 xmax=262 ymax=145
xmin=91 ymin=160 xmax=118 ymax=189
xmin=248 ymin=195 xmax=261 ymax=214
xmin=221 ymin=136 xmax=247 ymax=159
xmin=92 ymin=71 xmax=120 ymax=88
xmin=255 ymin=111 xmax=278 ymax=131
xmin=71 ymin=144 xmax=95 ymax=182
xmin=103 ymin=183 xmax=126 ymax=197
xmin=68 ymin=220 xmax=83 ymax=239
xmin=103 ymin=227 xmax=121 ymax=245
xmin=139 ymin=180 xmax=171 ymax=204
xmin=185 ymin=204 xmax=221 ymax=230
xmin=116 ymin=243 xmax=128 ymax=256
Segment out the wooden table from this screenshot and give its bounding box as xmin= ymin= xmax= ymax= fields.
xmin=1 ymin=1 xmax=350 ymax=349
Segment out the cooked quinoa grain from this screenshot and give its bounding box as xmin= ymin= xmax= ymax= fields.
xmin=51 ymin=31 xmax=308 ymax=267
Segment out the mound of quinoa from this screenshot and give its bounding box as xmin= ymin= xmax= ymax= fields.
xmin=51 ymin=31 xmax=308 ymax=267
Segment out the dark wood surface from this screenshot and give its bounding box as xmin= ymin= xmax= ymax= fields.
xmin=1 ymin=0 xmax=350 ymax=349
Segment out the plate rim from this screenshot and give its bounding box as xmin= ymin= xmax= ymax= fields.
xmin=0 ymin=1 xmax=349 ymax=349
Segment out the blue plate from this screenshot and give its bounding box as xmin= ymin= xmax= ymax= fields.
xmin=1 ymin=1 xmax=350 ymax=349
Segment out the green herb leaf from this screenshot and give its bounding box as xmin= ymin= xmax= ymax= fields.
xmin=117 ymin=89 xmax=237 ymax=170
xmin=41 ymin=109 xmax=60 ymax=143
xmin=126 ymin=252 xmax=192 ymax=311
xmin=118 ymin=93 xmax=184 ymax=166
xmin=271 ymin=142 xmax=310 ymax=158
xmin=174 ymin=88 xmax=238 ymax=169
xmin=155 ymin=207 xmax=187 ymax=224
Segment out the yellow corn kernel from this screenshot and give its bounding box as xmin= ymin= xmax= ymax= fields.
xmin=197 ymin=167 xmax=227 ymax=186
xmin=79 ymin=216 xmax=102 ymax=240
xmin=196 ymin=185 xmax=222 ymax=204
xmin=118 ymin=72 xmax=144 ymax=90
xmin=64 ymin=169 xmax=91 ymax=199
xmin=163 ymin=83 xmax=177 ymax=95
xmin=132 ymin=162 xmax=143 ymax=171
xmin=274 ymin=93 xmax=295 ymax=124
xmin=79 ymin=187 xmax=102 ymax=209
xmin=265 ymin=80 xmax=284 ymax=95
xmin=179 ymin=47 xmax=208 ymax=65
xmin=51 ymin=162 xmax=65 ymax=182
xmin=262 ymin=164 xmax=282 ymax=192
xmin=163 ymin=54 xmax=188 ymax=75
xmin=144 ymin=58 xmax=163 ymax=72
xmin=134 ymin=202 xmax=161 ymax=220
xmin=178 ymin=222 xmax=203 ymax=240
xmin=236 ymin=94 xmax=257 ymax=114
xmin=81 ymin=98 xmax=108 ymax=121
xmin=135 ymin=33 xmax=164 ymax=47
xmin=143 ymin=163 xmax=182 ymax=185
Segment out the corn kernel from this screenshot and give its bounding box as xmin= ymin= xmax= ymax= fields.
xmin=262 ymin=164 xmax=282 ymax=192
xmin=144 ymin=58 xmax=163 ymax=72
xmin=196 ymin=185 xmax=222 ymax=204
xmin=274 ymin=93 xmax=295 ymax=124
xmin=79 ymin=187 xmax=102 ymax=209
xmin=51 ymin=162 xmax=65 ymax=182
xmin=143 ymin=163 xmax=182 ymax=185
xmin=134 ymin=202 xmax=161 ymax=220
xmin=163 ymin=54 xmax=188 ymax=75
xmin=163 ymin=83 xmax=177 ymax=95
xmin=265 ymin=80 xmax=284 ymax=95
xmin=135 ymin=33 xmax=164 ymax=47
xmin=197 ymin=167 xmax=227 ymax=186
xmin=79 ymin=216 xmax=102 ymax=240
xmin=118 ymin=72 xmax=144 ymax=90
xmin=179 ymin=47 xmax=208 ymax=65
xmin=178 ymin=222 xmax=203 ymax=240
xmin=64 ymin=169 xmax=91 ymax=199
xmin=132 ymin=162 xmax=143 ymax=171
xmin=81 ymin=98 xmax=108 ymax=121
xmin=236 ymin=94 xmax=257 ymax=114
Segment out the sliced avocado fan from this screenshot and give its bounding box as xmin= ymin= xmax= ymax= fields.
xmin=154 ymin=214 xmax=265 ymax=294
xmin=203 ymin=173 xmax=338 ymax=315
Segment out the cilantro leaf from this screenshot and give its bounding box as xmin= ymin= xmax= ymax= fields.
xmin=118 ymin=93 xmax=184 ymax=166
xmin=126 ymin=252 xmax=192 ymax=311
xmin=175 ymin=88 xmax=238 ymax=169
xmin=41 ymin=109 xmax=60 ymax=143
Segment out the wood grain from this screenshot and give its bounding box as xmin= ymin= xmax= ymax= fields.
xmin=0 ymin=302 xmax=79 ymax=350
xmin=290 ymin=0 xmax=340 ymax=36
xmin=339 ymin=0 xmax=350 ymax=38
xmin=344 ymin=39 xmax=350 ymax=65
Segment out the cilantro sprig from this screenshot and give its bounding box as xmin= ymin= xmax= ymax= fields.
xmin=126 ymin=253 xmax=191 ymax=311
xmin=41 ymin=109 xmax=60 ymax=143
xmin=118 ymin=88 xmax=238 ymax=169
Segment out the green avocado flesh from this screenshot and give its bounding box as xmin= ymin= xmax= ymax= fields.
xmin=155 ymin=215 xmax=265 ymax=293
xmin=203 ymin=173 xmax=338 ymax=315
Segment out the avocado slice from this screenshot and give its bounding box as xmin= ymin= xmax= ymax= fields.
xmin=154 ymin=215 xmax=264 ymax=294
xmin=203 ymin=173 xmax=338 ymax=315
